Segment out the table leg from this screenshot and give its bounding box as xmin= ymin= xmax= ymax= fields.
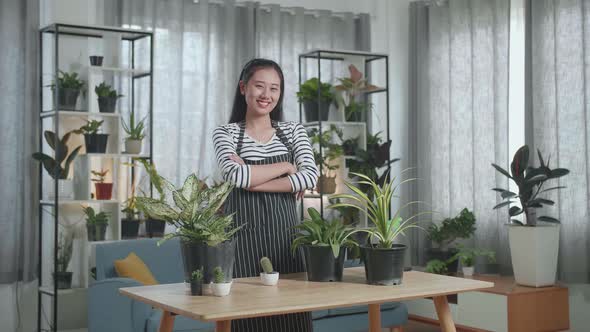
xmin=158 ymin=311 xmax=175 ymax=332
xmin=368 ymin=303 xmax=381 ymax=332
xmin=215 ymin=320 xmax=232 ymax=332
xmin=433 ymin=296 xmax=456 ymax=332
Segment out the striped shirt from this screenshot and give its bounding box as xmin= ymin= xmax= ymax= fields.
xmin=213 ymin=121 xmax=319 ymax=192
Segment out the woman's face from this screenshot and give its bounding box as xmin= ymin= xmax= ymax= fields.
xmin=240 ymin=67 xmax=281 ymax=117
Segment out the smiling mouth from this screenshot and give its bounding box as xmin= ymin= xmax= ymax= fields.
xmin=256 ymin=99 xmax=272 ymax=108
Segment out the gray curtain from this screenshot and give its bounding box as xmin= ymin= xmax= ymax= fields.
xmin=409 ymin=0 xmax=512 ymax=272
xmin=109 ymin=0 xmax=370 ymax=186
xmin=0 ymin=0 xmax=39 ymax=283
xmin=531 ymin=0 xmax=590 ymax=283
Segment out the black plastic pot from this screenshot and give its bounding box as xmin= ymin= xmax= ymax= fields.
xmin=146 ymin=218 xmax=166 ymax=238
xmin=58 ymin=88 xmax=80 ymax=110
xmin=98 ymin=96 xmax=118 ymax=113
xmin=425 ymin=248 xmax=459 ymax=274
xmin=121 ymin=218 xmax=140 ymax=239
xmin=302 ymin=245 xmax=346 ymax=282
xmin=361 ymin=244 xmax=407 ymax=285
xmin=190 ymin=280 xmax=203 ymax=295
xmin=343 ymin=140 xmax=357 ymax=156
xmin=87 ymin=224 xmax=107 ymax=241
xmin=303 ymin=100 xmax=330 ymax=122
xmin=53 ymin=271 xmax=73 ymax=289
xmin=180 ymin=239 xmax=235 ymax=284
xmin=84 ymin=134 xmax=109 ymax=153
xmin=89 ymin=55 xmax=103 ymax=66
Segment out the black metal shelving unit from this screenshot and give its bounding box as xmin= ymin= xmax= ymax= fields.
xmin=38 ymin=23 xmax=153 ymax=332
xmin=298 ymin=49 xmax=390 ymax=224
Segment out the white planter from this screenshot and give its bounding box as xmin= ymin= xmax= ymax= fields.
xmin=47 ymin=179 xmax=75 ymax=200
xmin=462 ymin=266 xmax=474 ymax=276
xmin=260 ymin=272 xmax=279 ymax=286
xmin=125 ymin=139 xmax=142 ymax=154
xmin=211 ymin=282 xmax=232 ymax=297
xmin=508 ymin=224 xmax=560 ymax=287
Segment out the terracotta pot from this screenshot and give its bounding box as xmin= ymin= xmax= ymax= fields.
xmin=95 ymin=183 xmax=113 ymax=200
xmin=316 ymin=175 xmax=336 ymax=194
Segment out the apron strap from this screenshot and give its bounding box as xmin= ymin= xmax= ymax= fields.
xmin=271 ymin=120 xmax=293 ymax=158
xmin=236 ymin=120 xmax=246 ymax=155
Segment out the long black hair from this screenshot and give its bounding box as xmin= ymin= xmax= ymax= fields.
xmin=228 ymin=58 xmax=285 ymax=123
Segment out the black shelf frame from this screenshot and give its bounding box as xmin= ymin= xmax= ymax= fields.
xmin=297 ymin=49 xmax=390 ymax=221
xmin=37 ymin=23 xmax=153 ymax=332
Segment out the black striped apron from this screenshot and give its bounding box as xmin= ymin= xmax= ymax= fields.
xmin=225 ymin=121 xmax=312 ymax=332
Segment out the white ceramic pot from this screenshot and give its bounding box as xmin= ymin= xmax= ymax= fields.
xmin=462 ymin=266 xmax=474 ymax=276
xmin=508 ymin=224 xmax=560 ymax=287
xmin=47 ymin=179 xmax=75 ymax=200
xmin=125 ymin=139 xmax=142 ymax=154
xmin=211 ymin=282 xmax=232 ymax=297
xmin=260 ymin=272 xmax=279 ymax=286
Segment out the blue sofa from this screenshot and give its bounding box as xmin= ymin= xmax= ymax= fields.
xmin=88 ymin=238 xmax=407 ymax=332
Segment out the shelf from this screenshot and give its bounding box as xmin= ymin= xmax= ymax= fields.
xmin=40 ymin=110 xmax=121 ymax=118
xmin=299 ymin=49 xmax=388 ymax=62
xmin=40 ymin=23 xmax=152 ymax=41
xmin=81 ymin=153 xmax=150 ymax=158
xmin=39 ymin=286 xmax=86 ymax=297
xmin=302 ymin=121 xmax=367 ymax=127
xmin=366 ymin=87 xmax=387 ymax=94
xmin=88 ymin=65 xmax=151 ymax=78
xmin=40 ymin=199 xmax=120 ymax=206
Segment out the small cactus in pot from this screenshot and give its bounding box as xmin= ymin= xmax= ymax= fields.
xmin=259 ymin=257 xmax=279 ymax=286
xmin=211 ymin=266 xmax=232 ymax=297
xmin=189 ymin=267 xmax=204 ymax=296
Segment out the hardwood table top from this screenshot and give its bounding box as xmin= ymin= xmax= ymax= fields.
xmin=120 ymin=267 xmax=493 ymax=322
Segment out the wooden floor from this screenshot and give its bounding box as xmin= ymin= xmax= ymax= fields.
xmin=404 ymin=319 xmax=442 ymax=331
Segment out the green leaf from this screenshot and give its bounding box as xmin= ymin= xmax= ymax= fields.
xmin=491 ymin=163 xmax=513 ymax=179
xmin=493 ymin=200 xmax=513 ymax=209
xmin=537 ymin=149 xmax=545 ymax=167
xmin=537 ymin=216 xmax=560 ymax=223
xmin=501 ymin=191 xmax=517 ymax=199
xmin=511 ymin=219 xmax=525 ymax=226
xmin=508 ymin=206 xmax=522 ymax=216
xmin=549 ymin=168 xmax=570 ymax=178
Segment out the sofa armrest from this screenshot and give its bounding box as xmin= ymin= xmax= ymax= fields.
xmin=88 ymin=278 xmax=152 ymax=332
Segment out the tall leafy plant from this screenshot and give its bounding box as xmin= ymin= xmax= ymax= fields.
xmin=32 ymin=130 xmax=82 ymax=179
xmin=427 ymin=208 xmax=476 ymax=250
xmin=491 ymin=145 xmax=569 ymax=226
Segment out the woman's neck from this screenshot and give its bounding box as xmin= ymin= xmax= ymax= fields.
xmin=244 ymin=112 xmax=272 ymax=131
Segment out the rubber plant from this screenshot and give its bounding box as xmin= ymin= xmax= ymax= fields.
xmin=32 ymin=130 xmax=82 ymax=179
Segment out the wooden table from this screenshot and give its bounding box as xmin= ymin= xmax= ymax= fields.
xmin=120 ymin=267 xmax=493 ymax=332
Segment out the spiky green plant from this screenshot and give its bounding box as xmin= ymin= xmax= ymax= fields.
xmin=328 ymin=172 xmax=428 ymax=249
xmin=74 ymin=120 xmax=103 ymax=135
xmin=94 ymin=82 xmax=123 ymax=98
xmin=296 ymin=77 xmax=333 ymax=103
xmin=91 ymin=169 xmax=109 ymax=183
xmin=135 ymin=172 xmax=241 ymax=246
xmin=191 ymin=267 xmax=204 ymax=282
xmin=260 ymin=257 xmax=274 ymax=274
xmin=50 ymin=70 xmax=85 ymax=90
xmin=213 ymin=266 xmax=225 ymax=283
xmin=122 ymin=112 xmax=146 ymax=141
xmin=291 ymin=207 xmax=357 ymax=258
xmin=492 ymin=145 xmax=570 ymax=226
xmin=56 ymin=226 xmax=73 ymax=273
xmin=82 ymin=206 xmax=109 ymax=226
xmin=32 ymin=130 xmax=82 ymax=180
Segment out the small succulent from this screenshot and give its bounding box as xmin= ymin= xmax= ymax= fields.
xmin=260 ymin=257 xmax=275 ymax=274
xmin=94 ymin=82 xmax=123 ymax=98
xmin=191 ymin=267 xmax=204 ymax=282
xmin=91 ymin=169 xmax=109 ymax=183
xmin=213 ymin=266 xmax=225 ymax=284
xmin=51 ymin=70 xmax=85 ymax=90
xmin=74 ymin=120 xmax=103 ymax=135
xmin=122 ymin=112 xmax=146 ymax=141
xmin=82 ymin=206 xmax=109 ymax=226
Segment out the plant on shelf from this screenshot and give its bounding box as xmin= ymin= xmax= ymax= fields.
xmin=94 ymin=82 xmax=124 ymax=113
xmin=135 ymin=171 xmax=241 ymax=284
xmin=491 ymin=145 xmax=569 ymax=287
xmin=54 ymin=224 xmax=74 ymax=289
xmin=334 ymin=64 xmax=381 ymax=122
xmin=259 ymin=257 xmax=279 ymax=286
xmin=291 ymin=207 xmax=358 ymax=282
xmin=211 ymin=266 xmax=232 ymax=297
xmin=135 ymin=159 xmax=167 ymax=238
xmin=122 ymin=112 xmax=146 ymax=154
xmin=74 ymin=120 xmax=109 ymax=153
xmin=50 ymin=70 xmax=85 ymax=110
xmin=329 ymin=172 xmax=428 ymax=285
xmin=308 ymin=125 xmax=343 ymax=194
xmin=91 ymin=169 xmax=113 ymax=200
xmin=297 ymin=77 xmax=334 ymax=122
xmin=120 ymin=161 xmax=142 ymax=239
xmin=190 ymin=267 xmax=204 ymax=296
xmin=83 ymin=206 xmax=109 ymax=241
xmin=451 ymin=245 xmax=495 ymax=276
xmin=32 ymin=130 xmax=82 ymax=200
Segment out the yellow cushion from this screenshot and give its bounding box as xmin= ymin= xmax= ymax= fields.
xmin=114 ymin=252 xmax=158 ymax=285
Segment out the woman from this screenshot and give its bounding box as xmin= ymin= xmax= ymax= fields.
xmin=212 ymin=58 xmax=319 ymax=332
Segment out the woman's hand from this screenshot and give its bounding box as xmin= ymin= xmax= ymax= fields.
xmin=229 ymin=154 xmax=245 ymax=165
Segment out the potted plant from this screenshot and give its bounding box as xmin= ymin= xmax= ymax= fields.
xmin=89 ymin=55 xmax=103 ymax=66
xmin=297 ymin=77 xmax=333 ymax=122
xmin=122 ymin=112 xmax=146 ymax=154
xmin=329 ymin=172 xmax=427 ymax=285
xmin=120 ymin=162 xmax=141 ymax=239
xmin=94 ymin=82 xmax=123 ymax=113
xmin=135 ymin=172 xmax=241 ymax=284
xmin=32 ymin=130 xmax=82 ymax=200
xmin=259 ymin=257 xmax=279 ymax=286
xmin=211 ymin=266 xmax=232 ymax=297
xmin=309 ymin=125 xmax=343 ymax=194
xmin=83 ymin=206 xmax=109 ymax=241
xmin=91 ymin=169 xmax=113 ymax=200
xmin=54 ymin=225 xmax=74 ymax=289
xmin=74 ymin=120 xmax=108 ymax=153
xmin=426 ymin=208 xmax=476 ymax=274
xmin=190 ymin=267 xmax=204 ymax=296
xmin=50 ymin=70 xmax=85 ymax=110
xmin=425 ymin=259 xmax=449 ymax=275
xmin=492 ymin=145 xmax=569 ymax=286
xmin=366 ymin=132 xmax=391 ymax=167
xmin=136 ymin=159 xmax=166 ymax=237
xmin=451 ymin=246 xmax=495 ymax=277
xmin=334 ymin=64 xmax=380 ymax=122
xmin=291 ymin=208 xmax=357 ymax=282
